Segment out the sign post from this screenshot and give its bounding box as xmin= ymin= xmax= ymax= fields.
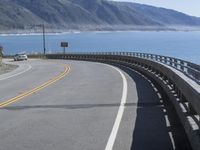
xmin=0 ymin=46 xmax=3 ymax=65
xmin=61 ymin=42 xmax=68 ymax=54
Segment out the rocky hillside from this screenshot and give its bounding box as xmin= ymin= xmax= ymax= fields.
xmin=0 ymin=0 xmax=200 ymax=31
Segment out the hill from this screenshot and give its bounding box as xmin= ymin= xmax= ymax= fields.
xmin=0 ymin=0 xmax=200 ymax=32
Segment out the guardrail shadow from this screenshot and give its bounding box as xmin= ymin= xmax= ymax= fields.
xmin=1 ymin=103 xmax=136 ymax=110
xmin=111 ymin=63 xmax=192 ymax=150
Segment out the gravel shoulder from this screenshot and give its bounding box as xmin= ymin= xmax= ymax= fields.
xmin=0 ymin=63 xmax=18 ymax=75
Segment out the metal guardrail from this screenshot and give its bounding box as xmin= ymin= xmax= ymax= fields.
xmin=131 ymin=52 xmax=200 ymax=84
xmin=46 ymin=51 xmax=200 ymax=150
xmin=45 ymin=51 xmax=200 ymax=84
xmin=59 ymin=52 xmax=200 ymax=84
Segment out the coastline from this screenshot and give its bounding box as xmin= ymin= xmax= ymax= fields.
xmin=1 ymin=26 xmax=200 ymax=36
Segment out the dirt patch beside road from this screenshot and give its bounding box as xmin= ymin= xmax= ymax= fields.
xmin=0 ymin=63 xmax=18 ymax=75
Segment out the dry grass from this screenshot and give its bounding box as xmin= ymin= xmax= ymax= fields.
xmin=0 ymin=63 xmax=18 ymax=75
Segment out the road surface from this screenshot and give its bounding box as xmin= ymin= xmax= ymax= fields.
xmin=0 ymin=59 xmax=191 ymax=150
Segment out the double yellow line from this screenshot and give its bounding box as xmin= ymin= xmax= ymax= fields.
xmin=0 ymin=63 xmax=70 ymax=108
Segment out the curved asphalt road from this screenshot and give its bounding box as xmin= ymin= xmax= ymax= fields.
xmin=0 ymin=59 xmax=191 ymax=150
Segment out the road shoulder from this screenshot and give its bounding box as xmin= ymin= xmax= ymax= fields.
xmin=0 ymin=63 xmax=18 ymax=75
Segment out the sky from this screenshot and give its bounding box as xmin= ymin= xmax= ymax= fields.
xmin=112 ymin=0 xmax=200 ymax=17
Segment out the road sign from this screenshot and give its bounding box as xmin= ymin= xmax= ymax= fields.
xmin=61 ymin=42 xmax=68 ymax=54
xmin=61 ymin=42 xmax=68 ymax=48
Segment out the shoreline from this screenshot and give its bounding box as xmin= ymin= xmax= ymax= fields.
xmin=1 ymin=30 xmax=200 ymax=37
xmin=1 ymin=27 xmax=200 ymax=36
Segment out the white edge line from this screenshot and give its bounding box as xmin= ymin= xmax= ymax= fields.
xmin=0 ymin=65 xmax=32 ymax=81
xmin=104 ymin=64 xmax=128 ymax=150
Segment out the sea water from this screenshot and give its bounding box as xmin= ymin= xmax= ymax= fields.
xmin=0 ymin=31 xmax=199 ymax=64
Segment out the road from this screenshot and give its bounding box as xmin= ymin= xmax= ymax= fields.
xmin=0 ymin=59 xmax=191 ymax=150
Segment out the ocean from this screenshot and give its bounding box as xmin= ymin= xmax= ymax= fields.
xmin=0 ymin=31 xmax=199 ymax=64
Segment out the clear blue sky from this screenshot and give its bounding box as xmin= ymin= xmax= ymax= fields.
xmin=112 ymin=0 xmax=200 ymax=17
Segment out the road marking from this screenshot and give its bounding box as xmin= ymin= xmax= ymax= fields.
xmin=0 ymin=64 xmax=32 ymax=81
xmin=105 ymin=65 xmax=128 ymax=150
xmin=0 ymin=63 xmax=70 ymax=108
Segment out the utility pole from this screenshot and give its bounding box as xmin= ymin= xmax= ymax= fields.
xmin=0 ymin=46 xmax=3 ymax=65
xmin=42 ymin=24 xmax=46 ymax=55
xmin=27 ymin=24 xmax=46 ymax=55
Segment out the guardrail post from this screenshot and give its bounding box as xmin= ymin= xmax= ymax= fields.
xmin=180 ymin=60 xmax=185 ymax=72
xmin=169 ymin=58 xmax=173 ymax=66
xmin=154 ymin=55 xmax=158 ymax=61
xmin=150 ymin=54 xmax=153 ymax=60
xmin=160 ymin=56 xmax=163 ymax=62
xmin=174 ymin=59 xmax=178 ymax=68
xmin=164 ymin=57 xmax=167 ymax=64
xmin=159 ymin=56 xmax=162 ymax=62
xmin=188 ymin=103 xmax=197 ymax=115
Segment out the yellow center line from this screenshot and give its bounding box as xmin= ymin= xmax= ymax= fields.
xmin=0 ymin=63 xmax=71 ymax=108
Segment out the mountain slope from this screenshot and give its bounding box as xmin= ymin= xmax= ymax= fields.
xmin=0 ymin=0 xmax=200 ymax=31
xmin=0 ymin=0 xmax=44 ymax=30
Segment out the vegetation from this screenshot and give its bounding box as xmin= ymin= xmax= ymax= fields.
xmin=0 ymin=0 xmax=200 ymax=31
